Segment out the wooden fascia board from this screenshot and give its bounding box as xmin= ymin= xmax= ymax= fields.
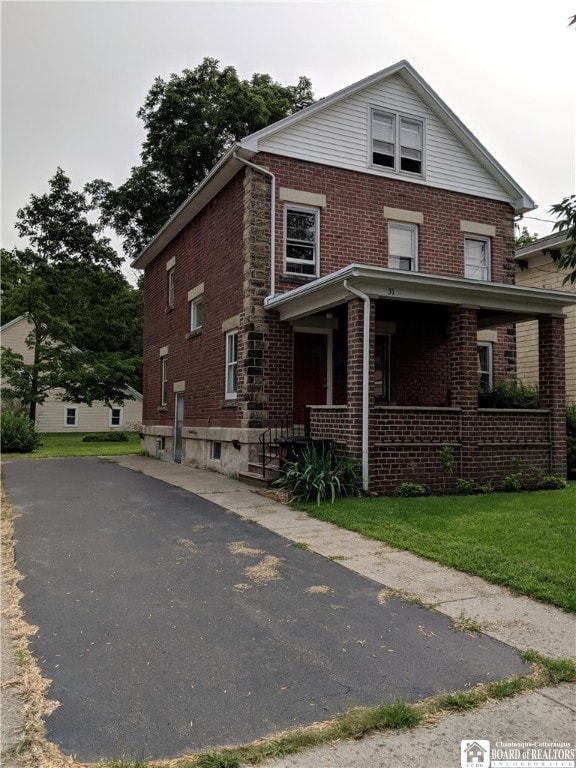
xmin=131 ymin=145 xmax=255 ymax=269
xmin=266 ymin=264 xmax=576 ymax=321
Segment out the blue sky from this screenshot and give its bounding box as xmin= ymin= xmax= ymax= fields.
xmin=2 ymin=0 xmax=575 ymax=273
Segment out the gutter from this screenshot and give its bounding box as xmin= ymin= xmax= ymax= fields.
xmin=232 ymin=153 xmax=276 ymax=302
xmin=343 ymin=279 xmax=370 ymax=493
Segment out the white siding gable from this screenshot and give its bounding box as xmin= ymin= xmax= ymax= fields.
xmin=257 ymin=74 xmax=509 ymax=203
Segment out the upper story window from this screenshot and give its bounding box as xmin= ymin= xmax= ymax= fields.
xmin=167 ymin=267 xmax=175 ymax=308
xmin=465 ymin=235 xmax=491 ymax=281
xmin=225 ymin=330 xmax=238 ymax=399
xmin=190 ymin=296 xmax=203 ymax=332
xmin=388 ymin=222 xmax=418 ymax=271
xmin=285 ymin=206 xmax=319 ymax=277
xmin=371 ymin=110 xmax=423 ymax=176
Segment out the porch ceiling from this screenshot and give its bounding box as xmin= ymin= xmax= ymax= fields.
xmin=265 ymin=264 xmax=576 ymax=327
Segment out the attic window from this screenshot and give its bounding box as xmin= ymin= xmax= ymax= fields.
xmin=371 ymin=110 xmax=423 ymax=176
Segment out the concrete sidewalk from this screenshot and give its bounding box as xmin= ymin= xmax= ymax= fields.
xmin=111 ymin=456 xmax=576 ymax=768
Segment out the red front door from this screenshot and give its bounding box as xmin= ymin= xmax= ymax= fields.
xmin=293 ymin=333 xmax=327 ymax=423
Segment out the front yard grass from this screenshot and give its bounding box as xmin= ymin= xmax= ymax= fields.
xmin=298 ymin=484 xmax=576 ymax=612
xmin=2 ymin=431 xmax=141 ymax=459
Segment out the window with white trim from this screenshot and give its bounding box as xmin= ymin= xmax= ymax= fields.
xmin=388 ymin=222 xmax=418 ymax=271
xmin=190 ymin=296 xmax=203 ymax=331
xmin=371 ymin=110 xmax=423 ymax=175
xmin=64 ymin=406 xmax=78 ymax=427
xmin=477 ymin=342 xmax=493 ymax=392
xmin=109 ymin=407 xmax=123 ymax=427
xmin=160 ymin=355 xmax=168 ymax=405
xmin=285 ymin=206 xmax=319 ymax=276
xmin=167 ymin=267 xmax=175 ymax=307
xmin=465 ymin=236 xmax=491 ymax=281
xmin=225 ymin=330 xmax=238 ymax=399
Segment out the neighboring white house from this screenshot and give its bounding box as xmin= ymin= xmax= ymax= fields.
xmin=1 ymin=315 xmax=143 ymax=432
xmin=515 ymin=233 xmax=576 ymax=404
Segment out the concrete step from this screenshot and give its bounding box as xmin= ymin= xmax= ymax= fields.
xmin=238 ymin=471 xmax=275 ymax=489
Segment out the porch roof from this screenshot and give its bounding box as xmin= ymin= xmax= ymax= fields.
xmin=265 ymin=264 xmax=576 ymax=328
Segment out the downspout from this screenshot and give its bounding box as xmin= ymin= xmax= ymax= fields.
xmin=232 ymin=153 xmax=276 ymax=302
xmin=343 ymin=280 xmax=370 ymax=492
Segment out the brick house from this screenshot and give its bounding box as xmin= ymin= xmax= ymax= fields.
xmin=134 ymin=60 xmax=575 ymax=494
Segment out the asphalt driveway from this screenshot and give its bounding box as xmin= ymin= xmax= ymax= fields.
xmin=4 ymin=457 xmax=528 ymax=762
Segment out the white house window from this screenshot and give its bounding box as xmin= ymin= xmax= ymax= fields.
xmin=225 ymin=330 xmax=238 ymax=399
xmin=371 ymin=110 xmax=423 ymax=175
xmin=285 ymin=206 xmax=319 ymax=276
xmin=167 ymin=267 xmax=175 ymax=307
xmin=109 ymin=407 xmax=123 ymax=427
xmin=190 ymin=296 xmax=203 ymax=331
xmin=64 ymin=406 xmax=78 ymax=427
xmin=478 ymin=342 xmax=493 ymax=392
xmin=465 ymin=236 xmax=491 ymax=281
xmin=388 ymin=222 xmax=418 ymax=271
xmin=161 ymin=356 xmax=168 ymax=405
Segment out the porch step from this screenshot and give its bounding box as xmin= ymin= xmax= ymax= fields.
xmin=238 ymin=471 xmax=276 ymax=489
xmin=248 ymin=461 xmax=281 ymax=481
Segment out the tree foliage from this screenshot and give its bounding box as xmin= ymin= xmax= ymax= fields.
xmin=88 ymin=58 xmax=314 ymax=256
xmin=515 ymin=225 xmax=538 ymax=248
xmin=1 ymin=169 xmax=142 ymax=421
xmin=550 ymin=194 xmax=576 ymax=284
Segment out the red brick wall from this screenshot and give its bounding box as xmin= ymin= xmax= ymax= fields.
xmin=310 ymin=405 xmax=553 ymax=494
xmin=142 ymin=174 xmax=245 ymax=427
xmin=253 ymin=154 xmax=516 ymax=289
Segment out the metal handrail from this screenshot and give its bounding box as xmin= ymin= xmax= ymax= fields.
xmin=258 ymin=411 xmax=304 ymax=478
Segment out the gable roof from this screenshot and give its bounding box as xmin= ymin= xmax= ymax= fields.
xmin=133 ymin=60 xmax=535 ymax=270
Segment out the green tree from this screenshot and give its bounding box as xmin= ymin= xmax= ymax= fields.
xmin=1 ymin=169 xmax=142 ymax=422
xmin=550 ymin=194 xmax=576 ymax=284
xmin=515 ymin=225 xmax=538 ymax=248
xmin=88 ymin=58 xmax=314 ymax=256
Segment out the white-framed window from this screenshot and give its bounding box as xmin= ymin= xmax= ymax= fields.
xmin=284 ymin=206 xmax=319 ymax=276
xmin=109 ymin=407 xmax=123 ymax=427
xmin=167 ymin=267 xmax=175 ymax=307
xmin=388 ymin=221 xmax=418 ymax=271
xmin=465 ymin=236 xmax=491 ymax=281
xmin=190 ymin=296 xmax=203 ymax=331
xmin=160 ymin=356 xmax=168 ymax=405
xmin=64 ymin=406 xmax=78 ymax=427
xmin=477 ymin=342 xmax=493 ymax=392
xmin=371 ymin=109 xmax=424 ymax=176
xmin=225 ymin=330 xmax=238 ymax=399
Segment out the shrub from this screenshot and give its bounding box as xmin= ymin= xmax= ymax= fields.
xmin=455 ymin=478 xmax=476 ymax=495
xmin=0 ymin=410 xmax=41 ymax=453
xmin=397 ymin=482 xmax=428 ymax=497
xmin=489 ymin=380 xmax=540 ymax=409
xmin=274 ymin=445 xmax=360 ymax=505
xmin=82 ymin=432 xmax=129 ymax=443
xmin=535 ymin=475 xmax=568 ymax=491
xmin=502 ymin=473 xmax=522 ymax=492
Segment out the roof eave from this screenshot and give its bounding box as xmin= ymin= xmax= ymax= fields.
xmin=265 ymin=264 xmax=576 ymax=322
xmin=131 ymin=144 xmax=256 ymax=269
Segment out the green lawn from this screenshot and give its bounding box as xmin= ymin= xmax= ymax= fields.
xmin=2 ymin=431 xmax=141 ymax=459
xmin=298 ymin=485 xmax=576 ymax=612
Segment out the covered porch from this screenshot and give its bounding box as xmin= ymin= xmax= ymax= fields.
xmin=267 ymin=264 xmax=575 ymax=494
